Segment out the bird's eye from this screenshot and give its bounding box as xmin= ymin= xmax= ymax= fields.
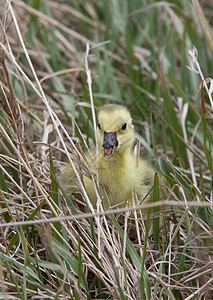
xmin=98 ymin=122 xmax=101 ymax=130
xmin=121 ymin=122 xmax=127 ymax=130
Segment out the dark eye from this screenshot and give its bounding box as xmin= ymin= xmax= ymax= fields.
xmin=98 ymin=122 xmax=101 ymax=130
xmin=121 ymin=122 xmax=127 ymax=130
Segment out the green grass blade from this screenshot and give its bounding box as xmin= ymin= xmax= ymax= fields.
xmin=8 ymin=200 xmax=46 ymax=250
xmin=110 ymin=214 xmax=151 ymax=298
xmin=153 ymin=172 xmax=160 ymax=251
xmin=1 ymin=253 xmax=42 ymax=284
xmin=140 ymin=209 xmax=151 ymax=300
xmin=162 ymin=87 xmax=187 ymax=164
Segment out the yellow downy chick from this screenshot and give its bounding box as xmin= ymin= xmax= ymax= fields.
xmin=61 ymin=104 xmax=155 ymax=208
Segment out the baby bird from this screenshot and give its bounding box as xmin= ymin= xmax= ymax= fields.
xmin=61 ymin=104 xmax=155 ymax=208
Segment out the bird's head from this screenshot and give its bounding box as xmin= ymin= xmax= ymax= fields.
xmin=97 ymin=104 xmax=135 ymax=158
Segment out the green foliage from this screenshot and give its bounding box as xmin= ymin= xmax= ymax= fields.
xmin=153 ymin=172 xmax=160 ymax=251
xmin=0 ymin=0 xmax=213 ymax=298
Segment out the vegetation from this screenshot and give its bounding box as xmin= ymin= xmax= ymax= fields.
xmin=0 ymin=0 xmax=212 ymax=299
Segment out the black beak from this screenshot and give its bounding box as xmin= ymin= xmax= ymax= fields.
xmin=102 ymin=132 xmax=118 ymax=157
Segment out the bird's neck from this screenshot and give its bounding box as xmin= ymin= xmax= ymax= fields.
xmin=98 ymin=149 xmax=133 ymax=170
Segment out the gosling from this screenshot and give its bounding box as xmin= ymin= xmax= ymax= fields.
xmin=61 ymin=104 xmax=155 ymax=208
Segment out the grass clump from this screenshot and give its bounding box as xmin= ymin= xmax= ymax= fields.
xmin=0 ymin=0 xmax=213 ymax=299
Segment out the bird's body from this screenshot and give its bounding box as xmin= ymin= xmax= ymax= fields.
xmin=61 ymin=104 xmax=155 ymax=208
xmin=82 ymin=150 xmax=154 ymax=207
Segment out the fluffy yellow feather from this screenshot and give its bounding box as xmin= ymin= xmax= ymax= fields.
xmin=61 ymin=104 xmax=155 ymax=208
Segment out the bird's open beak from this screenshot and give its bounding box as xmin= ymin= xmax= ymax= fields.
xmin=102 ymin=132 xmax=118 ymax=158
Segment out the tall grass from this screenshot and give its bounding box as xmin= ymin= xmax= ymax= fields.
xmin=0 ymin=0 xmax=212 ymax=299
